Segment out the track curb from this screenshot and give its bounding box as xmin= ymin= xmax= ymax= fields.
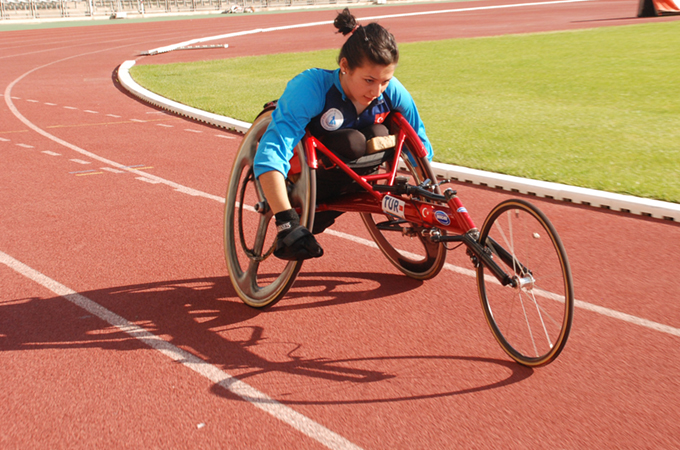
xmin=117 ymin=59 xmax=680 ymax=222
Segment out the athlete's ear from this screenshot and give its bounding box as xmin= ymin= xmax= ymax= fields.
xmin=339 ymin=58 xmax=350 ymax=74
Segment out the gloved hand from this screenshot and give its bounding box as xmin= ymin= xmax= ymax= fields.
xmin=274 ymin=209 xmax=324 ymax=261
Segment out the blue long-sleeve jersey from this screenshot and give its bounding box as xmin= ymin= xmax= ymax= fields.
xmin=253 ymin=68 xmax=433 ymax=178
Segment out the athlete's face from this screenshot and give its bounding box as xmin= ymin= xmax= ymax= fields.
xmin=339 ymin=58 xmax=396 ymax=111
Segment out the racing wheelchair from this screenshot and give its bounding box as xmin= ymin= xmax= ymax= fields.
xmin=224 ymin=105 xmax=574 ymax=367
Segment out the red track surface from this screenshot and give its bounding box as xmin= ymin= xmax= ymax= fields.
xmin=2 ymin=2 xmax=679 ymax=448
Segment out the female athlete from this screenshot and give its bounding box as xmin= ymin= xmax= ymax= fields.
xmin=253 ymin=8 xmax=434 ymax=261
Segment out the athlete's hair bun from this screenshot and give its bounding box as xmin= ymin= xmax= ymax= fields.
xmin=334 ymin=8 xmax=357 ymax=36
xmin=334 ymin=7 xmax=399 ymax=70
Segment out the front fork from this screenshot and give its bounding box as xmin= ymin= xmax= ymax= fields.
xmin=431 ymin=230 xmax=518 ymax=288
xmin=428 ymin=187 xmax=520 ymax=288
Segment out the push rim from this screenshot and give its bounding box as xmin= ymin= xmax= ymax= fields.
xmin=223 ymin=110 xmax=315 ymax=308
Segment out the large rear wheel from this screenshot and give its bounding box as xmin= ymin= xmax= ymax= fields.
xmin=224 ymin=109 xmax=316 ymax=308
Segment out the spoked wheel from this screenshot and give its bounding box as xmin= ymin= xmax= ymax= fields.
xmin=224 ymin=109 xmax=316 ymax=308
xmin=476 ymin=199 xmax=574 ymax=366
xmin=361 ymin=141 xmax=447 ymax=280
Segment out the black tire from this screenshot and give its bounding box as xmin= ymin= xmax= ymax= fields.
xmin=223 ymin=110 xmax=316 ymax=308
xmin=361 ymin=140 xmax=446 ymax=280
xmin=477 ymin=199 xmax=574 ymax=366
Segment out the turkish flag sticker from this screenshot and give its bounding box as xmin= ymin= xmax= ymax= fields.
xmin=375 ymin=112 xmax=389 ymax=124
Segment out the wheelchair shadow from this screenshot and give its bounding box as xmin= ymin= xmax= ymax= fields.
xmin=2 ymin=272 xmax=532 ymax=407
xmin=266 ymin=270 xmax=425 ymax=311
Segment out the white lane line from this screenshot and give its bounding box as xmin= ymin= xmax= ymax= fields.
xmin=185 ymin=129 xmax=202 ymax=133
xmin=136 ymin=176 xmax=162 ymax=184
xmin=144 ymin=0 xmax=593 ymax=55
xmin=70 ymin=159 xmax=91 ymax=165
xmin=45 ymin=102 xmax=57 ymax=106
xmin=107 ymin=114 xmax=121 ymax=118
xmin=5 ymin=67 xmax=678 ymax=339
xmin=216 ymin=134 xmax=236 ymax=139
xmin=101 ymin=167 xmax=125 ymax=173
xmin=130 ymin=119 xmax=146 ymax=123
xmin=16 ymin=143 xmax=34 ymax=148
xmin=84 ymin=110 xmax=99 ymax=114
xmin=323 ymin=228 xmax=680 ymax=338
xmin=63 ymin=106 xmax=77 ymax=110
xmin=5 ymin=73 xmax=222 ymax=203
xmin=0 ymin=250 xmax=363 ymax=450
xmin=157 ymin=123 xmax=173 ymax=128
xmin=27 ymin=99 xmax=39 ymax=103
xmin=42 ymin=150 xmax=61 ymax=156
xmin=0 ymin=137 xmax=10 ymax=142
xmin=4 ymin=23 xmax=676 ymax=444
xmin=573 ymin=300 xmax=680 ymax=337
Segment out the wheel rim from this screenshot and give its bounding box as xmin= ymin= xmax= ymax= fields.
xmin=223 ymin=111 xmax=314 ymax=307
xmin=477 ymin=200 xmax=574 ymax=366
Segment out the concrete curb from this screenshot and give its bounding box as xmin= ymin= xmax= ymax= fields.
xmin=117 ymin=59 xmax=679 ymax=222
xmin=118 ymin=60 xmax=251 ymax=132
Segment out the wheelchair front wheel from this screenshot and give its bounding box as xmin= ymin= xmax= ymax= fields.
xmin=477 ymin=199 xmax=574 ymax=366
xmin=224 ymin=109 xmax=316 ymax=308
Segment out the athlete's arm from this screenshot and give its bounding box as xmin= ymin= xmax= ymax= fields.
xmin=384 ymin=77 xmax=434 ymax=160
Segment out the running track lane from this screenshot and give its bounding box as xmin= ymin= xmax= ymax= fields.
xmin=1 ymin=2 xmax=680 ymax=448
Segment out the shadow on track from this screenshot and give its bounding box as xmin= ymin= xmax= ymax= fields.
xmin=1 ymin=272 xmax=532 ymax=405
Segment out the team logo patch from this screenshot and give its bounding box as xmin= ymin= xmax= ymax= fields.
xmin=382 ymin=195 xmax=406 ymax=219
xmin=320 ymin=108 xmax=343 ymax=131
xmin=434 ymin=210 xmax=451 ymax=226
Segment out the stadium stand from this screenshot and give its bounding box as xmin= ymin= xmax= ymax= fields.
xmin=1 ymin=0 xmax=381 ymax=20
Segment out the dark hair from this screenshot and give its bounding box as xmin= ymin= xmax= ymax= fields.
xmin=333 ymin=8 xmax=399 ymax=70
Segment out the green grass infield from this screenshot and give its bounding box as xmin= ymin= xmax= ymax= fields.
xmin=131 ymin=21 xmax=680 ymax=203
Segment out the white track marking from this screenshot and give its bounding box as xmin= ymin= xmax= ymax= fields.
xmin=63 ymin=106 xmax=77 ymax=110
xmin=5 ymin=64 xmax=224 ymax=204
xmin=42 ymin=150 xmax=61 ymax=156
xmin=3 ymin=10 xmax=677 ymax=446
xmin=573 ymin=300 xmax=680 ymax=337
xmin=324 ymin=229 xmax=680 ymax=337
xmin=0 ymin=250 xmax=363 ymax=450
xmin=5 ymin=46 xmax=678 ymax=340
xmin=107 ymin=114 xmax=121 ymax=118
xmin=157 ymin=123 xmax=173 ymax=128
xmin=16 ymin=143 xmax=34 ymax=148
xmin=70 ymin=159 xmax=91 ymax=165
xmin=84 ymin=110 xmax=99 ymax=114
xmin=136 ymin=176 xmax=162 ymax=184
xmin=145 ymin=0 xmax=594 ymax=55
xmin=0 ymin=137 xmax=10 ymax=142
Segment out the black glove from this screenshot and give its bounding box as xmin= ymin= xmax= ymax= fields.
xmin=274 ymin=209 xmax=324 ymax=261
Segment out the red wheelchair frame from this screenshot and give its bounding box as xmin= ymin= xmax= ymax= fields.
xmin=224 ymin=108 xmax=574 ymax=367
xmin=290 ymin=113 xmax=476 ymax=234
